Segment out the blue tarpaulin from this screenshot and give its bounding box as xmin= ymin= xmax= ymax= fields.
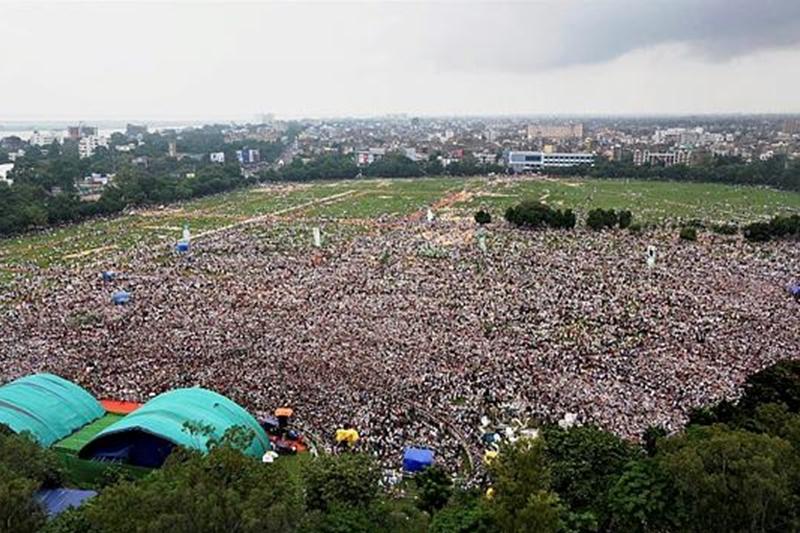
xmin=35 ymin=488 xmax=97 ymax=517
xmin=101 ymin=271 xmax=116 ymax=282
xmin=403 ymin=447 xmax=434 ymax=472
xmin=791 ymin=284 xmax=800 ymax=297
xmin=111 ymin=291 xmax=131 ymax=305
xmin=176 ymin=241 xmax=190 ymax=253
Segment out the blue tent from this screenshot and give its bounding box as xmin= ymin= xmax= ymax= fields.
xmin=111 ymin=291 xmax=131 ymax=305
xmin=403 ymin=447 xmax=434 ymax=472
xmin=176 ymin=240 xmax=190 ymax=253
xmin=35 ymin=489 xmax=97 ymax=517
xmin=790 ymin=284 xmax=800 ymax=297
xmin=101 ymin=271 xmax=116 ymax=282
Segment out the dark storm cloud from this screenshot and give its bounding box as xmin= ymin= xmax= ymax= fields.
xmin=425 ymin=0 xmax=800 ymax=72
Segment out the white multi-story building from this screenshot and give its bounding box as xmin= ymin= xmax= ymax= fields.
xmin=633 ymin=149 xmax=692 ymax=167
xmin=30 ymin=130 xmax=59 ymax=147
xmin=355 ymin=148 xmax=386 ymax=166
xmin=210 ymin=152 xmax=226 ymax=164
xmin=78 ymin=135 xmax=109 ymax=159
xmin=506 ymin=151 xmax=595 ymax=172
xmin=526 ymin=123 xmax=584 ymax=141
xmin=0 ymin=163 xmax=13 ymax=185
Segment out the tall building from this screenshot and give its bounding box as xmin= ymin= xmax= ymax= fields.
xmin=168 ymin=141 xmax=178 ymax=158
xmin=126 ymin=124 xmax=148 ymax=137
xmin=527 ymin=123 xmax=584 ymax=141
xmin=633 ymin=149 xmax=691 ymax=167
xmin=67 ymin=125 xmax=98 ymax=141
xmin=78 ymin=135 xmax=108 ymax=159
xmin=506 ymin=151 xmax=594 ymax=172
xmin=30 ymin=130 xmax=58 ymax=146
xmin=236 ymin=148 xmax=260 ymax=165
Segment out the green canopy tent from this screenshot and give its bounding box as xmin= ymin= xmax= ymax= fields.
xmin=0 ymin=373 xmax=104 ymax=447
xmin=79 ymin=388 xmax=271 ymax=468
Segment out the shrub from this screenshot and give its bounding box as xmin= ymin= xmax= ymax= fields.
xmin=679 ymin=227 xmax=697 ymax=241
xmin=711 ymin=223 xmax=738 ymax=235
xmin=743 ymin=222 xmax=772 ymax=242
xmin=586 ymin=208 xmax=619 ymax=231
xmin=474 ymin=210 xmax=492 ymax=225
xmin=618 ymin=210 xmax=633 ymax=229
xmin=505 ymin=201 xmax=575 ymax=230
xmin=627 ymin=222 xmax=643 ymax=234
xmin=744 ymin=215 xmax=800 ymax=242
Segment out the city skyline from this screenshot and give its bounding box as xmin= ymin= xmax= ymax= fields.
xmin=1 ymin=0 xmax=799 ymax=120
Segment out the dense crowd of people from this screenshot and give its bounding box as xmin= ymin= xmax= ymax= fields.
xmin=1 ymin=215 xmax=799 ymax=474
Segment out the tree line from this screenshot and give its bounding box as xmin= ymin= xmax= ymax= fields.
xmin=549 ymin=155 xmax=800 ymax=192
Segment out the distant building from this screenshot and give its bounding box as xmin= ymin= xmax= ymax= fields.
xmin=236 ymin=148 xmax=260 ymax=165
xmin=78 ymin=136 xmax=108 ymax=159
xmin=355 ymin=148 xmax=385 ymax=166
xmin=168 ymin=141 xmax=178 ymax=158
xmin=210 ymin=152 xmax=225 ymax=164
xmin=0 ymin=162 xmax=13 ymax=185
xmin=30 ymin=130 xmax=59 ymax=147
xmin=7 ymin=149 xmax=26 ymax=162
xmin=782 ymin=119 xmax=800 ymax=135
xmin=527 ymin=123 xmax=584 ymax=141
xmin=126 ymin=124 xmax=148 ymax=137
xmin=506 ymin=151 xmax=594 ymax=172
xmin=67 ymin=125 xmax=98 ymax=141
xmin=633 ymin=149 xmax=691 ymax=167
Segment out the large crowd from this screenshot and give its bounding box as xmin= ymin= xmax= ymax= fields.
xmin=1 ymin=216 xmax=799 ymax=473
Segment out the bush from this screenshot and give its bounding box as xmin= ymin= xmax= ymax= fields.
xmin=743 ymin=221 xmax=772 ymax=242
xmin=505 ymin=201 xmax=575 ymax=230
xmin=586 ymin=208 xmax=619 ymax=231
xmin=711 ymin=223 xmax=738 ymax=235
xmin=618 ymin=210 xmax=633 ymax=229
xmin=474 ymin=210 xmax=492 ymax=225
xmin=744 ymin=215 xmax=800 ymax=242
xmin=627 ymin=222 xmax=643 ymax=234
xmin=679 ymin=227 xmax=697 ymax=241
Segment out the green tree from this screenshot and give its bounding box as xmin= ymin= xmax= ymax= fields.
xmin=303 ymin=453 xmax=382 ymax=512
xmin=541 ymin=425 xmax=639 ymax=529
xmin=487 ymin=437 xmax=562 ymax=532
xmin=658 ymin=425 xmax=800 ymax=533
xmin=414 ymin=464 xmax=453 ymax=514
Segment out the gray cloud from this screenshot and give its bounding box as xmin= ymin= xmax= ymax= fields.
xmin=423 ymin=0 xmax=800 ymax=72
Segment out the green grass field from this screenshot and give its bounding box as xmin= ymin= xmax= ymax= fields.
xmin=2 ymin=176 xmax=800 ymax=280
xmin=461 ymin=178 xmax=800 ymax=223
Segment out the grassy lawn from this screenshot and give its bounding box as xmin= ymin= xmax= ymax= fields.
xmin=460 ymin=178 xmax=800 ymax=223
xmin=3 ymin=177 xmax=800 ymax=278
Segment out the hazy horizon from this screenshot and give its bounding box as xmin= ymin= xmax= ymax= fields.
xmin=2 ymin=0 xmax=799 ymax=119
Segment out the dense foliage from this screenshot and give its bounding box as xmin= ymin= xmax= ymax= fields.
xmin=0 ymin=426 xmax=63 ymax=532
xmin=549 ymin=156 xmax=800 ymax=192
xmin=505 ymin=201 xmax=576 ymax=229
xmin=679 ymin=227 xmax=698 ymax=241
xmin=586 ymin=209 xmax=633 ymax=231
xmin=474 ymin=210 xmax=492 ymax=225
xmin=742 ymin=214 xmax=800 ymax=242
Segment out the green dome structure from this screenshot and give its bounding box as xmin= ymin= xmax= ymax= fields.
xmin=79 ymin=388 xmax=270 ymax=468
xmin=0 ymin=373 xmax=104 ymax=447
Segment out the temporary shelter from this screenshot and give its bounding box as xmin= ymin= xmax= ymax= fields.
xmin=35 ymin=489 xmax=97 ymax=517
xmin=176 ymin=241 xmax=190 ymax=253
xmin=111 ymin=291 xmax=130 ymax=305
xmin=403 ymin=447 xmax=434 ymax=472
xmin=79 ymin=388 xmax=271 ymax=468
xmin=0 ymin=374 xmax=104 ymax=447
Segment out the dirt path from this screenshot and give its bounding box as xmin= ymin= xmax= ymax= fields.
xmin=192 ymin=189 xmax=360 ymax=241
xmin=408 ymin=189 xmax=475 ymax=222
xmin=63 ymin=245 xmax=117 ymax=260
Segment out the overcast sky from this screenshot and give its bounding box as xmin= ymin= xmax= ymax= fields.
xmin=1 ymin=0 xmax=799 ymax=120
